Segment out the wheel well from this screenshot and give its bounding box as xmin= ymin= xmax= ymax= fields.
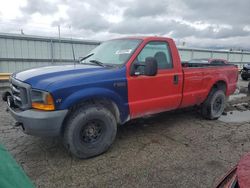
xmin=211 ymin=81 xmax=227 ymax=94
xmin=61 ymin=98 xmax=121 ymax=134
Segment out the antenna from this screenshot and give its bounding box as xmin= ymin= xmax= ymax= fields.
xmin=69 ymin=26 xmax=76 ymax=66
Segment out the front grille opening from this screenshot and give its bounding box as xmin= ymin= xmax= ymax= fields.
xmin=11 ymin=83 xmax=22 ymax=107
xmin=10 ymin=78 xmax=31 ymax=110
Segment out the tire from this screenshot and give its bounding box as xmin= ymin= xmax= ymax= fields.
xmin=241 ymin=76 xmax=248 ymax=81
xmin=201 ymin=89 xmax=226 ymax=120
xmin=63 ymin=104 xmax=117 ymax=159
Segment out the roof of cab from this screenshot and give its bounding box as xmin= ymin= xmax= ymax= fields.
xmin=113 ymin=36 xmax=173 ymax=41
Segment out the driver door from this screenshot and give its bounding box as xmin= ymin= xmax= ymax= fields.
xmin=127 ymin=41 xmax=182 ymax=118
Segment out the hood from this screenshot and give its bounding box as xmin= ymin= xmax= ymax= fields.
xmin=12 ymin=64 xmax=109 ymax=90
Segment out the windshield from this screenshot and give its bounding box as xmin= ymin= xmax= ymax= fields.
xmin=80 ymin=39 xmax=142 ymax=66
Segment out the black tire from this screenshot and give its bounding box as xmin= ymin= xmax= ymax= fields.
xmin=201 ymin=89 xmax=226 ymax=120
xmin=248 ymin=82 xmax=250 ymax=93
xmin=241 ymin=76 xmax=248 ymax=81
xmin=63 ymin=104 xmax=117 ymax=159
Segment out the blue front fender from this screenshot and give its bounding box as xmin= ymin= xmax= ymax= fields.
xmin=58 ymin=87 xmax=129 ymax=123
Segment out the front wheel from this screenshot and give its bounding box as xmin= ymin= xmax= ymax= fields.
xmin=201 ymin=90 xmax=226 ymax=120
xmin=63 ymin=105 xmax=117 ymax=159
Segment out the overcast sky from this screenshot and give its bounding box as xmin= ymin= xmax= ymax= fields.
xmin=0 ymin=0 xmax=250 ymax=49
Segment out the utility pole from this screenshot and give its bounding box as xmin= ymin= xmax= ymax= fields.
xmin=69 ymin=26 xmax=76 ymax=65
xmin=58 ymin=25 xmax=62 ymax=62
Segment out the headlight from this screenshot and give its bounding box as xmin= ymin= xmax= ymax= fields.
xmin=31 ymin=89 xmax=55 ymax=111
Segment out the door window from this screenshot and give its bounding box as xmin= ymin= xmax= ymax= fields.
xmin=135 ymin=41 xmax=173 ymax=69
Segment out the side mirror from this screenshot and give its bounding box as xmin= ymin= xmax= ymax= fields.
xmin=144 ymin=57 xmax=158 ymax=76
xmin=130 ymin=57 xmax=158 ymax=76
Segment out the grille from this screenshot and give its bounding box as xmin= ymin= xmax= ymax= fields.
xmin=10 ymin=77 xmax=31 ymax=110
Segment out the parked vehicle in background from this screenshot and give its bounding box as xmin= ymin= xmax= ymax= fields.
xmin=216 ymin=152 xmax=250 ymax=188
xmin=190 ymin=58 xmax=228 ymax=65
xmin=3 ymin=36 xmax=238 ymax=158
xmin=241 ymin=64 xmax=250 ymax=80
xmin=182 ymin=58 xmax=229 ymax=67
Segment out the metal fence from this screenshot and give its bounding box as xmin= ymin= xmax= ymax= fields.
xmin=0 ymin=33 xmax=250 ymax=74
xmin=0 ymin=33 xmax=100 ymax=73
xmin=178 ymin=47 xmax=250 ymax=69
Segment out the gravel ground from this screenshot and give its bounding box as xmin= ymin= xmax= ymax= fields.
xmin=0 ymin=79 xmax=250 ymax=188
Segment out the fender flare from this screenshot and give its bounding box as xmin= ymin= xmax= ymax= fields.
xmin=58 ymin=87 xmax=129 ymax=122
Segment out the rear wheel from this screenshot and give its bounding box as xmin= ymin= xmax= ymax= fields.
xmin=63 ymin=104 xmax=117 ymax=159
xmin=201 ymin=89 xmax=226 ymax=120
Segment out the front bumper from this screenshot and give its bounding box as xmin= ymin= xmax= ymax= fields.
xmin=8 ymin=106 xmax=68 ymax=137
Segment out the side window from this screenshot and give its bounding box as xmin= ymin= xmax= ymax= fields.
xmin=135 ymin=41 xmax=173 ymax=69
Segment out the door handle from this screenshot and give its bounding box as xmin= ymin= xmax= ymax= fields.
xmin=173 ymin=75 xmax=179 ymax=85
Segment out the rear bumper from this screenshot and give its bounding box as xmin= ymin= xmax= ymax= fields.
xmin=8 ymin=106 xmax=68 ymax=137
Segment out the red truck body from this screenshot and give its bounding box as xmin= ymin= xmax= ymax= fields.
xmin=126 ymin=37 xmax=238 ymax=118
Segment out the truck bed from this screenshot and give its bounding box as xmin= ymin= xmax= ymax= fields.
xmin=180 ymin=65 xmax=238 ymax=108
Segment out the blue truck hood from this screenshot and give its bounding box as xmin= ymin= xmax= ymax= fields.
xmin=12 ymin=64 xmax=110 ymax=90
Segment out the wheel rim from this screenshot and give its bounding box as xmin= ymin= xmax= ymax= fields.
xmin=80 ymin=120 xmax=103 ymax=144
xmin=213 ymin=96 xmax=223 ymax=114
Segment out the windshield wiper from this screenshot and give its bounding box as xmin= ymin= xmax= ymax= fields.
xmin=89 ymin=60 xmax=106 ymax=67
xmin=79 ymin=53 xmax=94 ymax=62
xmin=82 ymin=58 xmax=114 ymax=68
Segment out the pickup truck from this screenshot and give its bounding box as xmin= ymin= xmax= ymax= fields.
xmin=3 ymin=36 xmax=238 ymax=158
xmin=241 ymin=64 xmax=250 ymax=80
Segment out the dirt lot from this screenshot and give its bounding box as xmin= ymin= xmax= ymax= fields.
xmin=0 ymin=80 xmax=250 ymax=188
